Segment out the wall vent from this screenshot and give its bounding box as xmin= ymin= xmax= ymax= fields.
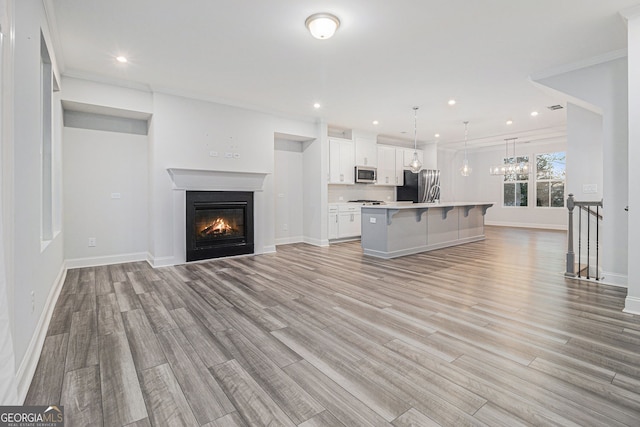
xmin=547 ymin=104 xmax=564 ymax=111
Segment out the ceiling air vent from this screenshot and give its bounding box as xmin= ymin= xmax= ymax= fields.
xmin=547 ymin=104 xmax=564 ymax=111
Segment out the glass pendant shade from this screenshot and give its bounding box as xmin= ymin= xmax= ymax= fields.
xmin=409 ymin=106 xmax=422 ymax=173
xmin=460 ymin=159 xmax=472 ymax=176
xmin=409 ymin=151 xmax=422 ymax=173
xmin=460 ymin=121 xmax=471 ymax=177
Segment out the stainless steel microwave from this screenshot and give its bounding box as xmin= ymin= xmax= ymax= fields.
xmin=355 ymin=166 xmax=377 ymax=183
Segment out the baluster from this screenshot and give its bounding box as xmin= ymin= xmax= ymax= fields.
xmin=586 ymin=205 xmax=591 ymax=279
xmin=578 ymin=203 xmax=582 ymax=278
xmin=596 ymin=204 xmax=600 ymax=280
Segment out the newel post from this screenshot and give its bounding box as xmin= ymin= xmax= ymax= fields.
xmin=565 ymin=193 xmax=576 ymax=277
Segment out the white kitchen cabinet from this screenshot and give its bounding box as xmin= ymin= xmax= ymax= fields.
xmin=395 ymin=147 xmax=405 ymax=186
xmin=338 ymin=205 xmax=361 ymax=238
xmin=328 ymin=205 xmax=339 ymax=239
xmin=376 ymin=145 xmax=396 ymax=186
xmin=328 ymin=204 xmax=361 ymax=239
xmin=355 ymin=137 xmax=377 ymax=167
xmin=329 ymin=138 xmax=355 ymax=184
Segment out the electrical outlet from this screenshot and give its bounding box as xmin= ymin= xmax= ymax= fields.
xmin=583 ymin=184 xmax=597 ymax=194
xmin=88 ymin=237 xmax=96 ymax=247
xmin=225 ymin=152 xmax=233 ymax=158
xmin=369 ymin=217 xmax=377 ymax=224
xmin=209 ymin=151 xmax=218 ymax=157
xmin=111 ymin=193 xmax=121 ymax=199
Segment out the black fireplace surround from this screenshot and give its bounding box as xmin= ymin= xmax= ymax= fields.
xmin=186 ymin=191 xmax=254 ymax=261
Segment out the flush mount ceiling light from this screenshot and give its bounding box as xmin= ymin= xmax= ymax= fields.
xmin=305 ymin=13 xmax=340 ymax=40
xmin=115 ymin=55 xmax=128 ymax=63
xmin=409 ymin=106 xmax=423 ymax=173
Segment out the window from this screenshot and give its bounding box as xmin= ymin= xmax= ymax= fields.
xmin=503 ymin=156 xmax=529 ymax=207
xmin=535 ymin=152 xmax=566 ymax=207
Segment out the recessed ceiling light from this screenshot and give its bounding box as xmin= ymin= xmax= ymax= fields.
xmin=448 ymin=99 xmax=456 ymax=106
xmin=506 ymin=119 xmax=513 ymax=125
xmin=434 ymin=133 xmax=440 ymax=138
xmin=115 ymin=55 xmax=128 ymax=63
xmin=372 ymin=120 xmax=379 ymax=125
xmin=313 ymin=102 xmax=321 ymax=109
xmin=531 ymin=111 xmax=539 ymax=117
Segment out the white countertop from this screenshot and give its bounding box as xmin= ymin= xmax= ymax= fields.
xmin=361 ymin=201 xmax=494 ymax=209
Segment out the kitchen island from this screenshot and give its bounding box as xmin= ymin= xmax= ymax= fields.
xmin=360 ymin=202 xmax=493 ymax=259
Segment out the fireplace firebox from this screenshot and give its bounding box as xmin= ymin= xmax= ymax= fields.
xmin=186 ymin=191 xmax=254 ymax=261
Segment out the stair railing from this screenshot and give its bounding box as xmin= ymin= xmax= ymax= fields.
xmin=565 ymin=193 xmax=603 ymax=280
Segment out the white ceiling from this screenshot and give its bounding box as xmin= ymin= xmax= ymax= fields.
xmin=48 ymin=0 xmax=637 ymax=149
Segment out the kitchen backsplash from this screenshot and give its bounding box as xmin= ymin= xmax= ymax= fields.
xmin=328 ymin=184 xmax=396 ymax=203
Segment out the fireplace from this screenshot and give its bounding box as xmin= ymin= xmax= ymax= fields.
xmin=186 ymin=191 xmax=254 ymax=261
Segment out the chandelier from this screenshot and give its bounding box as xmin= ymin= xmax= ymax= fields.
xmin=489 ymin=138 xmax=529 ymax=179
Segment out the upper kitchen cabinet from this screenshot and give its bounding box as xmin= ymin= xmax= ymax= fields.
xmin=376 ymin=145 xmax=396 ymax=186
xmin=355 ymin=136 xmax=377 ymax=167
xmin=328 ymin=138 xmax=355 ymax=184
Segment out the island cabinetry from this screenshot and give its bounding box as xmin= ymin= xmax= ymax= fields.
xmin=360 ymin=202 xmax=493 ymax=258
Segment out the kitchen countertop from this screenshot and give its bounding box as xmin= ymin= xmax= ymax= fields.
xmin=362 ymin=201 xmax=494 ymax=209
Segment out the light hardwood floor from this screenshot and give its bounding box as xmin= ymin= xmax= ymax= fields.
xmin=25 ymin=227 xmax=640 ymax=426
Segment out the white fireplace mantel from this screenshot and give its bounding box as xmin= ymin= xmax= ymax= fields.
xmin=167 ymin=168 xmax=269 ymax=192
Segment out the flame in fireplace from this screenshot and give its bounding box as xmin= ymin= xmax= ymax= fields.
xmin=200 ymin=218 xmax=234 ymax=237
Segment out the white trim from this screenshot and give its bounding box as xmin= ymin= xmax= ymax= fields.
xmin=530 ymin=48 xmax=628 ymax=81
xmin=147 ymin=253 xmax=178 ymax=268
xmin=274 ymin=236 xmax=304 ymax=246
xmin=260 ymin=245 xmax=276 ymax=254
xmin=303 ymin=236 xmax=329 ymax=247
xmin=620 ymin=5 xmax=640 ymax=21
xmin=601 ymin=271 xmax=628 ymax=288
xmin=624 ymin=296 xmax=640 ymax=315
xmin=65 ymin=252 xmax=148 ymax=269
xmin=485 ymin=221 xmax=567 ymax=231
xmin=15 ymin=264 xmax=66 ymax=403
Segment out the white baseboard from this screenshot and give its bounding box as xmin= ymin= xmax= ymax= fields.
xmin=274 ymin=236 xmax=304 ymax=246
xmin=601 ymin=271 xmax=628 ymax=288
xmin=65 ymin=252 xmax=148 ymax=269
xmin=303 ymin=236 xmax=329 ymax=247
xmin=147 ymin=253 xmax=179 ymax=268
xmin=15 ymin=264 xmax=67 ymax=404
xmin=624 ymin=295 xmax=640 ymax=315
xmin=260 ymin=245 xmax=277 ymax=254
xmin=485 ymin=221 xmax=567 ymax=231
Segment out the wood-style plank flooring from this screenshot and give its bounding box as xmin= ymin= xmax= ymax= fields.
xmin=25 ymin=227 xmax=640 ymax=426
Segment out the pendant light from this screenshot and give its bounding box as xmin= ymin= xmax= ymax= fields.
xmin=409 ymin=106 xmax=422 ymax=173
xmin=460 ymin=121 xmax=472 ymax=177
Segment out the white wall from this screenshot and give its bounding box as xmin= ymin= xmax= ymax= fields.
xmin=565 ymin=103 xmax=603 ymax=201
xmin=623 ymin=7 xmax=640 ymax=312
xmin=535 ymin=56 xmax=628 ymax=286
xmin=6 ymin=0 xmax=65 ymax=401
xmin=63 ymin=127 xmax=148 ymax=264
xmin=148 ymin=92 xmax=319 ymax=265
xmin=274 ymin=139 xmax=304 ymax=245
xmin=440 ymin=139 xmax=568 ymax=230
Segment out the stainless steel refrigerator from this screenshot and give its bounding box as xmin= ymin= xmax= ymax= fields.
xmin=396 ymin=169 xmax=440 ymax=203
